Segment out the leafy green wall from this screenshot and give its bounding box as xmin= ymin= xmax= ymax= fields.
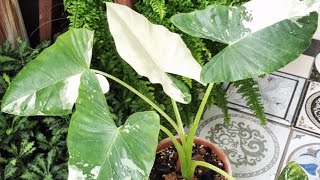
xmin=0 ymin=40 xmax=68 ymax=180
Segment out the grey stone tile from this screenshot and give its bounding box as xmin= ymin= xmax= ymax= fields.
xmin=197 ymin=107 xmax=290 ymax=180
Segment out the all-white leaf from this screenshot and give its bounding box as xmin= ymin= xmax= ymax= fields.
xmin=106 ymin=2 xmax=204 ymax=104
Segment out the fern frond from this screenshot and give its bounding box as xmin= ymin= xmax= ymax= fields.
xmin=182 ymin=77 xmax=193 ymax=88
xmin=145 ymin=0 xmax=166 ymax=19
xmin=211 ymin=84 xmax=230 ymax=124
xmin=233 ymin=78 xmax=267 ymax=125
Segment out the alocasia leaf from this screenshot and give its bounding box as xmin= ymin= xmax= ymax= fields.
xmin=172 ymin=0 xmax=319 ymax=83
xmin=106 ymin=2 xmax=204 ymax=104
xmin=278 ymin=161 xmax=308 ymax=180
xmin=1 ymin=29 xmax=93 ymax=115
xmin=68 ymin=71 xmax=160 ymax=180
xmin=1 ymin=28 xmax=109 ymax=116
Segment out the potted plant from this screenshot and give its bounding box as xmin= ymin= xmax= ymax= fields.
xmin=1 ymin=0 xmax=319 ymax=179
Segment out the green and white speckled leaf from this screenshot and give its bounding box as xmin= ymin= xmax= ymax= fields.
xmin=107 ymin=2 xmax=203 ymax=104
xmin=1 ymin=29 xmax=93 ymax=116
xmin=278 ymin=161 xmax=308 ymax=180
xmin=172 ymin=0 xmax=319 ymax=83
xmin=67 ymin=71 xmax=160 ymax=180
xmin=1 ymin=28 xmax=109 ymax=116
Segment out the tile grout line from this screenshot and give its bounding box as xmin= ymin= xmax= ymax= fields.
xmin=275 ymin=128 xmax=294 ymax=178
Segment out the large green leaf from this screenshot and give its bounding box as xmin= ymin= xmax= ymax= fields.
xmin=1 ymin=29 xmax=94 ymax=116
xmin=106 ymin=2 xmax=204 ymax=104
xmin=172 ymin=1 xmax=318 ymax=83
xmin=67 ymin=71 xmax=160 ymax=180
xmin=278 ymin=161 xmax=308 ymax=180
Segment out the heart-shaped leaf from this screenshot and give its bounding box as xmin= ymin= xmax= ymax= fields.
xmin=106 ymin=2 xmax=204 ymax=104
xmin=172 ymin=1 xmax=318 ymax=83
xmin=1 ymin=29 xmax=94 ymax=116
xmin=67 ymin=71 xmax=160 ymax=180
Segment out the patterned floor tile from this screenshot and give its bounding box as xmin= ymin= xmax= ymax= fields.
xmin=226 ymin=72 xmax=306 ymax=125
xmin=278 ymin=130 xmax=320 ymax=180
xmin=296 ymin=81 xmax=320 ymax=135
xmin=197 ymin=107 xmax=290 ymax=180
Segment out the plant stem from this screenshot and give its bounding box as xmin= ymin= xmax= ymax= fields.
xmin=192 ymin=160 xmax=234 ymax=180
xmin=160 ymin=125 xmax=190 ymax=178
xmin=183 ymin=83 xmax=214 ymax=178
xmin=171 ymin=99 xmax=186 ymax=143
xmin=189 ymin=83 xmax=214 ymax=139
xmin=159 ymin=125 xmax=183 ymax=153
xmin=92 ymin=69 xmax=180 ymax=133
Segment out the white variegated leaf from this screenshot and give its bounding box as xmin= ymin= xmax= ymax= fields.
xmin=95 ymin=74 xmax=110 ymax=94
xmin=1 ymin=29 xmax=94 ymax=116
xmin=106 ymin=2 xmax=204 ymax=104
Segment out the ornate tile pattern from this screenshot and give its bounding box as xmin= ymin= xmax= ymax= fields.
xmin=198 ymin=107 xmax=290 ymax=180
xmin=296 ymin=81 xmax=320 ymax=135
xmin=278 ymin=130 xmax=320 ymax=180
xmin=226 ymin=72 xmax=306 ymax=125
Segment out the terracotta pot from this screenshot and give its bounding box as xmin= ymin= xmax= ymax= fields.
xmin=157 ymin=136 xmax=232 ymax=175
xmin=114 ymin=0 xmax=137 ymax=8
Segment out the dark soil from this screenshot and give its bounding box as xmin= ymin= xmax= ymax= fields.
xmin=149 ymin=144 xmax=226 ymax=180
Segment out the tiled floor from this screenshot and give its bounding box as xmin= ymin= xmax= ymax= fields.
xmin=296 ymin=81 xmax=320 ymax=135
xmin=279 ymin=130 xmax=320 ymax=180
xmin=198 ymin=108 xmax=290 ymax=180
xmin=197 ymin=16 xmax=320 ymax=180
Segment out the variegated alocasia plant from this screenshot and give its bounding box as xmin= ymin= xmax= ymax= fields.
xmin=1 ymin=0 xmax=319 ymax=180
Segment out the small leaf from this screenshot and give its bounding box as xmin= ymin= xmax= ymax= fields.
xmin=106 ymin=2 xmax=204 ymax=104
xmin=0 ymin=55 xmax=16 ymax=63
xmin=4 ymin=164 xmax=17 ymax=179
xmin=1 ymin=28 xmax=94 ymax=116
xmin=278 ymin=161 xmax=308 ymax=180
xmin=67 ymin=71 xmax=160 ymax=179
xmin=172 ymin=2 xmax=318 ymax=83
xmin=6 ymin=127 xmax=13 ymax=135
xmin=3 ymin=73 xmax=10 ymax=85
